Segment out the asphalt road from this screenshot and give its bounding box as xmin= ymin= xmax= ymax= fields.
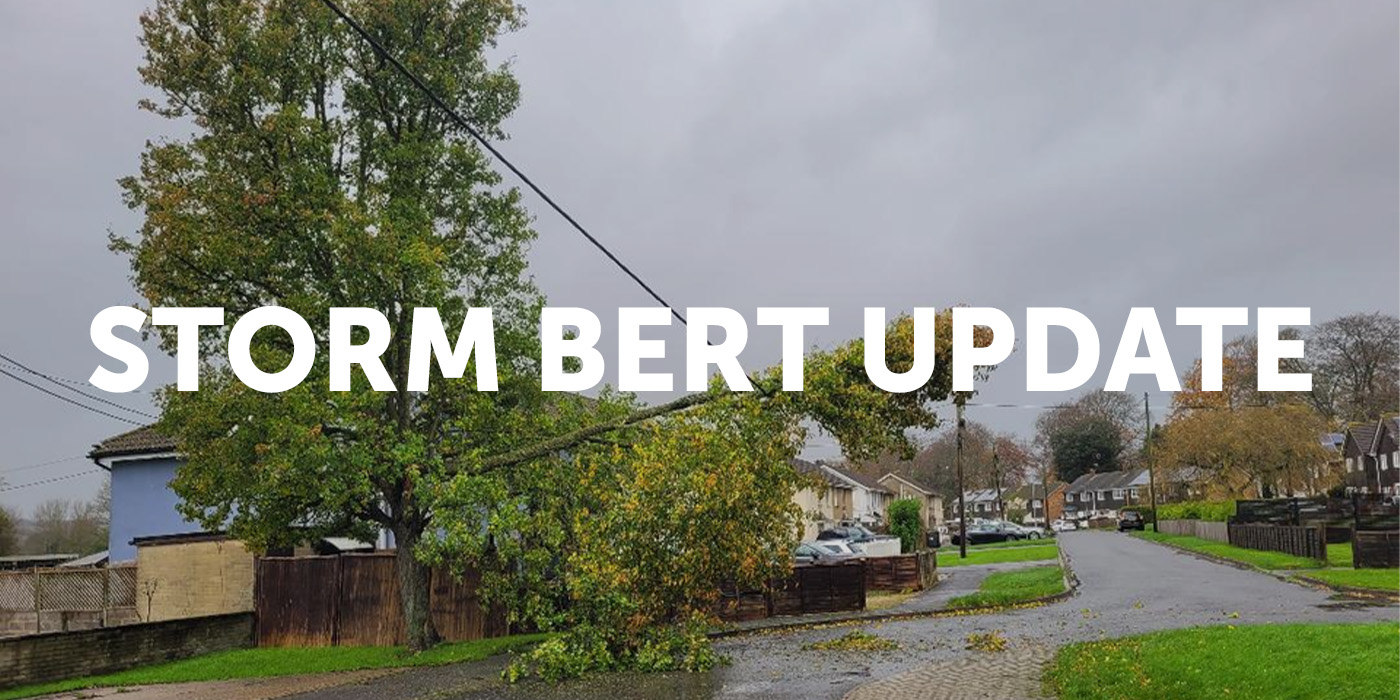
xmin=288 ymin=531 xmax=1396 ymax=700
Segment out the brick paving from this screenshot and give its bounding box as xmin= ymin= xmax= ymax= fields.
xmin=842 ymin=639 xmax=1054 ymax=700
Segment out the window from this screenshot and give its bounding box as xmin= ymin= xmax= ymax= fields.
xmin=1347 ymin=457 xmax=1355 ymax=472
xmin=1129 ymin=488 xmax=1140 ymax=499
xmin=1112 ymin=489 xmax=1124 ymax=500
xmin=1383 ymin=454 xmax=1390 ymax=470
xmin=1099 ymin=490 xmax=1109 ymax=501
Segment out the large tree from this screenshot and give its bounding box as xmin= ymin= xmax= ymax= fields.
xmin=1306 ymin=312 xmax=1399 ymax=423
xmin=118 ymin=0 xmax=990 ymax=658
xmin=1035 ymin=389 xmax=1139 ymax=481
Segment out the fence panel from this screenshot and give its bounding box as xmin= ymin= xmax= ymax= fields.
xmin=254 ymin=553 xmax=502 ymax=647
xmin=254 ymin=556 xmax=337 ymax=647
xmin=1353 ymin=531 xmax=1400 ymax=569
xmin=864 ymin=551 xmax=937 ymax=592
xmin=1158 ymin=519 xmax=1229 ymax=543
xmin=1227 ymin=523 xmax=1326 ymax=562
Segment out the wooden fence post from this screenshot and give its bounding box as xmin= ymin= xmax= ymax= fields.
xmin=33 ymin=568 xmax=41 ymax=635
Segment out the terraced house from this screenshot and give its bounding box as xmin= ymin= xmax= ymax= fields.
xmin=1343 ymin=417 xmax=1400 ymax=496
xmin=1062 ymin=469 xmax=1150 ymax=521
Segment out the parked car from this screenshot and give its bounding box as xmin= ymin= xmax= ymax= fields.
xmin=816 ymin=524 xmax=879 ymax=544
xmin=1051 ymin=519 xmax=1078 ymax=533
xmin=1117 ymin=511 xmax=1145 ymax=531
xmin=949 ymin=522 xmax=1019 ymax=546
xmin=795 ymin=542 xmax=854 ymax=565
xmin=1005 ymin=522 xmax=1048 ymax=539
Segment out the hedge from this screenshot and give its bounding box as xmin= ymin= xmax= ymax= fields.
xmin=1157 ymin=500 xmax=1234 ymax=522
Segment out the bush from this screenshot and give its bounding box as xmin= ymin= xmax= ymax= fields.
xmin=1157 ymin=500 xmax=1235 ymax=522
xmin=888 ymin=498 xmax=924 ymax=553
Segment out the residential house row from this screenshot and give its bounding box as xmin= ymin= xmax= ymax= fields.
xmin=791 ymin=460 xmax=944 ymax=539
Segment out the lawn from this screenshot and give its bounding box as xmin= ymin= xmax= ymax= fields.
xmin=938 ymin=542 xmax=1058 ymax=567
xmin=1327 ymin=542 xmax=1353 ymax=567
xmin=1132 ymin=531 xmax=1323 ymax=570
xmin=1298 ymin=568 xmax=1400 ymax=593
xmin=1046 ymin=622 xmax=1400 ymax=700
xmin=946 ymin=565 xmax=1065 ymax=609
xmin=963 ymin=537 xmax=1056 ymax=549
xmin=0 ymin=633 xmax=551 ymax=700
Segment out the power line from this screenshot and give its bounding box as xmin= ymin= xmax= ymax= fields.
xmin=0 ymin=353 xmax=157 ymax=420
xmin=0 ymin=469 xmax=103 ymax=493
xmin=0 ymin=366 xmax=143 ymax=426
xmin=318 ymin=0 xmax=688 ymax=328
xmin=0 ymin=455 xmax=86 ymax=476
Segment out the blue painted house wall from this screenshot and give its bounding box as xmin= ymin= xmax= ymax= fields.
xmin=108 ymin=456 xmax=200 ymax=561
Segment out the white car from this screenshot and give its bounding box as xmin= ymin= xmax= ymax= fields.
xmin=1050 ymin=519 xmax=1078 ymax=533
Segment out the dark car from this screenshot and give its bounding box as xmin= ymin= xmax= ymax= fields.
xmin=948 ymin=522 xmax=1018 ymax=546
xmin=816 ymin=525 xmax=878 ymax=544
xmin=1118 ymin=511 xmax=1145 ymax=531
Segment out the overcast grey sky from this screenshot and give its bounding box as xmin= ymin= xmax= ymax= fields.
xmin=1 ymin=0 xmax=1396 ymax=513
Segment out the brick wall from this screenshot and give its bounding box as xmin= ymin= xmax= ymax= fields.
xmin=137 ymin=539 xmax=255 ymax=622
xmin=0 ymin=612 xmax=253 ymax=690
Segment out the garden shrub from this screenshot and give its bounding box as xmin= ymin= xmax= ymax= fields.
xmin=888 ymin=498 xmax=924 ymax=553
xmin=1157 ymin=500 xmax=1235 ymax=522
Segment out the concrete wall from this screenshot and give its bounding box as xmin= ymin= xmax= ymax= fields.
xmin=0 ymin=612 xmax=253 ymax=690
xmin=109 ymin=456 xmax=198 ymax=562
xmin=136 ymin=539 xmax=255 ymax=622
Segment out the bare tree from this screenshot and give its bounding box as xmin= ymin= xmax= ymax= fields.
xmin=1307 ymin=312 xmax=1400 ymax=422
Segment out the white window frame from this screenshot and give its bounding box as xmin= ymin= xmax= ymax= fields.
xmin=1112 ymin=489 xmax=1124 ymax=500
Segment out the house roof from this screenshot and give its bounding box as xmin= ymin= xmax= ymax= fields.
xmin=960 ymin=488 xmax=1003 ymax=503
xmin=792 ymin=458 xmax=853 ymax=489
xmin=878 ymin=472 xmax=940 ymax=496
xmin=1346 ymin=423 xmax=1380 ymax=457
xmin=89 ymin=425 xmax=177 ymax=460
xmin=1007 ymin=482 xmax=1066 ymax=501
xmin=819 ymin=462 xmax=891 ymax=493
xmin=58 ymin=551 xmax=110 ymax=568
xmin=131 ymin=531 xmax=227 ymax=548
xmin=1065 ymin=469 xmax=1149 ymax=493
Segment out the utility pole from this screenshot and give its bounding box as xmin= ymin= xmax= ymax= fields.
xmin=992 ymin=448 xmax=1004 ymax=520
xmin=1145 ymin=392 xmax=1160 ymax=532
xmin=956 ymin=399 xmax=967 ymax=559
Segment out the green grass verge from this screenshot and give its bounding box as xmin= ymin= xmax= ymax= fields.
xmin=938 ymin=542 xmax=1058 ymax=567
xmin=963 ymin=537 xmax=1056 ymax=549
xmin=1046 ymin=622 xmax=1399 ymax=700
xmin=1326 ymin=542 xmax=1353 ymax=567
xmin=0 ymin=633 xmax=551 ymax=700
xmin=1298 ymin=567 xmax=1400 ymax=593
xmin=946 ymin=565 xmax=1065 ymax=609
xmin=1132 ymin=531 xmax=1323 ymax=570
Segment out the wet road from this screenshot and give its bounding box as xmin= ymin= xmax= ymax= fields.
xmin=290 ymin=530 xmax=1397 ymax=700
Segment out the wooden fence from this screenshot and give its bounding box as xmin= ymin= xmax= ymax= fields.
xmin=716 ymin=561 xmax=866 ymax=622
xmin=1352 ymin=531 xmax=1400 ymax=569
xmin=1157 ymin=519 xmax=1228 ymax=543
xmin=0 ymin=565 xmax=138 ymax=637
xmin=1227 ymin=523 xmax=1326 ymax=562
xmin=254 ymin=553 xmax=505 ymax=647
xmin=865 ymin=551 xmax=937 ymax=592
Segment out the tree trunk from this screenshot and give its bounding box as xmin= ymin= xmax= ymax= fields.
xmin=395 ymin=524 xmax=439 ymax=652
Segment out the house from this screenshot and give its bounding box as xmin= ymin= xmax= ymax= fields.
xmin=1062 ymin=469 xmax=1151 ymax=521
xmin=88 ymin=426 xmax=198 ymax=563
xmin=800 ymin=461 xmax=892 ymax=528
xmin=1343 ymin=418 xmax=1400 ymax=496
xmin=90 ymin=425 xmax=393 ymax=563
xmin=791 ymin=459 xmax=854 ymax=540
xmin=876 ymin=473 xmax=945 ymax=532
xmin=1005 ymin=482 xmax=1067 ymax=525
xmin=950 ymin=488 xmax=1005 ymax=520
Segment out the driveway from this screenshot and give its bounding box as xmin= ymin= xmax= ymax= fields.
xmin=214 ymin=531 xmax=1400 ymax=700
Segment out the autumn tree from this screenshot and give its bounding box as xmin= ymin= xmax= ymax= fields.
xmin=1157 ymin=405 xmax=1332 ymax=498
